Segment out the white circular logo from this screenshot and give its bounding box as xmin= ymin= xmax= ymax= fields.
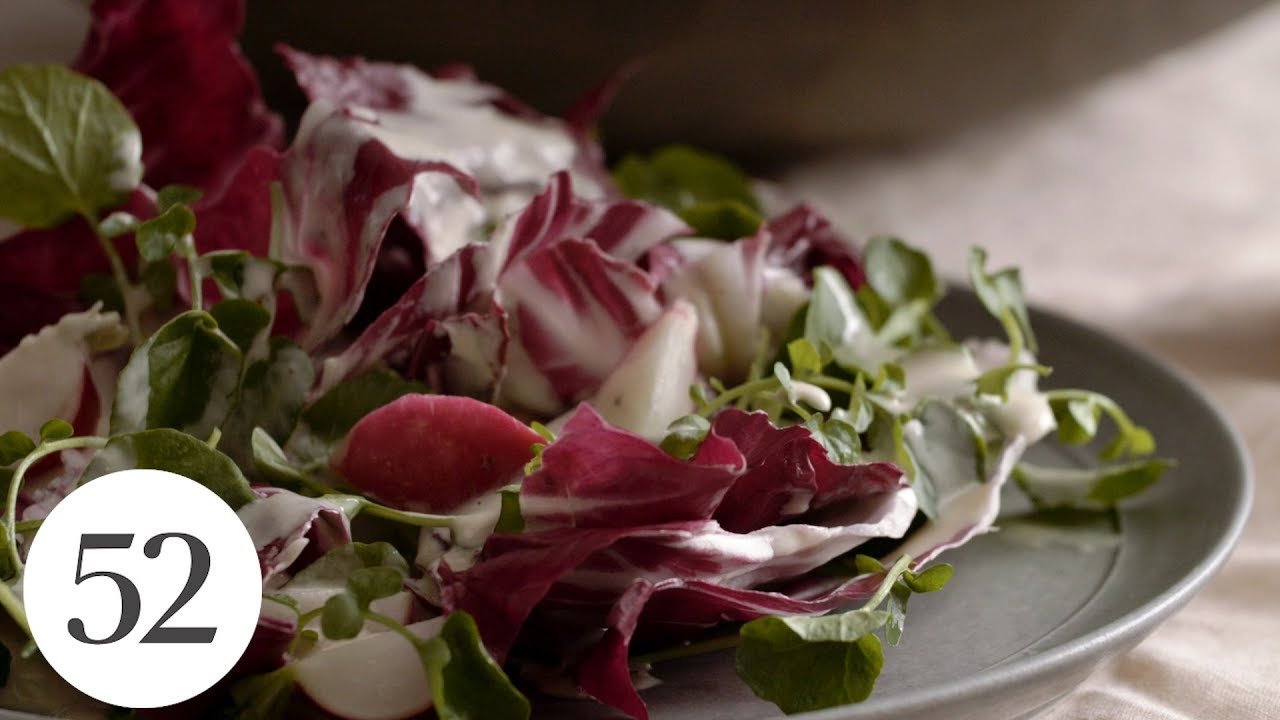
xmin=24 ymin=469 xmax=262 ymax=708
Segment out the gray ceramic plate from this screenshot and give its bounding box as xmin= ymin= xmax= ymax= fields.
xmin=534 ymin=290 xmax=1252 ymax=720
xmin=0 ymin=291 xmax=1251 ymax=720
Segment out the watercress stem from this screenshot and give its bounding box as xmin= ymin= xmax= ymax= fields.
xmin=697 ymin=377 xmax=781 ymax=417
xmin=1043 ymin=389 xmax=1139 ymax=435
xmin=181 ymin=235 xmax=203 ymax=310
xmin=0 ymin=580 xmax=31 ymax=638
xmin=81 ymin=210 xmax=142 ymax=344
xmin=3 ymin=436 xmax=108 ymax=576
xmin=631 ymin=633 xmax=741 ymax=665
xmin=364 ymin=611 xmax=428 ymax=651
xmin=354 ymin=501 xmax=456 ymax=529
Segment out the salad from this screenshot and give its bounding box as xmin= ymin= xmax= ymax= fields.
xmin=0 ymin=1 xmax=1169 ymax=719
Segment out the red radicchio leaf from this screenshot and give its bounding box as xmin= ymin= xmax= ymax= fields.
xmin=520 ymin=404 xmax=744 ymax=530
xmin=765 ymin=203 xmax=867 ymax=289
xmin=331 ymin=395 xmax=543 ymax=514
xmin=709 ymin=409 xmax=904 ymax=533
xmin=0 ymin=190 xmax=151 ymax=350
xmin=73 ymin=0 xmax=284 ymax=195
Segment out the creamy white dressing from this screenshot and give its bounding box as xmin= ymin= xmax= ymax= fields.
xmin=354 ymin=98 xmax=578 ymax=190
xmin=107 ymin=129 xmax=143 ymax=193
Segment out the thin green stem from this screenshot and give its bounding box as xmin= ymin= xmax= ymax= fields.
xmin=863 ymin=554 xmax=913 ymax=610
xmin=697 ymin=377 xmax=781 ymax=417
xmin=365 ymin=611 xmax=428 ymax=651
xmin=352 ymin=500 xmax=456 ymax=529
xmin=632 ymin=633 xmax=741 ymax=665
xmin=81 ymin=210 xmax=142 ymax=344
xmin=4 ymin=436 xmax=108 ymax=576
xmin=181 ymin=235 xmax=203 ymax=310
xmin=0 ymin=580 xmax=30 ymax=638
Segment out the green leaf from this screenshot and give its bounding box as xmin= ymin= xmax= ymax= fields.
xmin=1050 ymin=395 xmax=1101 ymax=445
xmin=289 ymin=542 xmax=411 ymax=589
xmin=202 ymin=250 xmax=291 ymax=305
xmin=0 ymin=64 xmax=141 ymax=228
xmin=320 ymin=592 xmax=363 ymax=641
xmin=347 ymin=566 xmax=405 ymax=609
xmin=135 ymin=204 xmax=196 ymax=263
xmin=660 ymin=414 xmax=712 ymax=460
xmin=225 ymin=666 xmax=295 ymax=720
xmin=1014 ymin=458 xmax=1172 ymax=509
xmin=298 ymin=370 xmax=428 ymax=447
xmin=38 ymin=418 xmax=73 ymax=442
xmin=677 ymin=200 xmax=764 ymax=240
xmin=424 ymin=612 xmax=531 ymax=720
xmin=80 ymin=428 xmax=256 ymax=509
xmin=804 ymin=414 xmax=862 ymax=465
xmin=495 ymin=487 xmax=525 ymax=534
xmin=250 ymin=428 xmax=311 ymax=490
xmin=139 ymin=259 xmax=177 ymax=312
xmin=97 ymin=211 xmax=139 ymax=240
xmin=736 ymin=613 xmax=887 ymax=714
xmin=156 ymin=184 xmax=203 ymax=213
xmin=786 ymin=338 xmax=824 ymax=377
xmin=968 ymin=247 xmax=1038 ymax=355
xmin=773 ymin=361 xmax=795 ymax=401
xmin=885 ymin=582 xmax=910 ymax=647
xmin=805 ymin=267 xmax=868 ymax=360
xmin=0 ymin=431 xmax=36 ymax=466
xmin=208 ymin=299 xmax=272 ymax=357
xmin=221 ymin=339 xmax=315 ymax=471
xmin=901 ymin=401 xmax=987 ymax=520
xmin=862 ymin=236 xmax=942 ymax=307
xmin=901 ymin=563 xmax=954 ymax=593
xmin=853 ymin=554 xmax=885 ymax=575
xmin=612 ymin=144 xmax=761 ymax=239
xmin=110 ymin=310 xmax=244 ymax=439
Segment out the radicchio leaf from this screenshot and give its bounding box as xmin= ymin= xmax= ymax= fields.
xmin=237 ymin=487 xmax=351 ymax=588
xmin=73 ymin=0 xmax=284 ymax=194
xmin=709 ymin=409 xmax=904 ymax=533
xmin=498 ymin=239 xmax=663 ymax=415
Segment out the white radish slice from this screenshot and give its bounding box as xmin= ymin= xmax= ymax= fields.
xmin=295 ymin=617 xmax=444 ymax=720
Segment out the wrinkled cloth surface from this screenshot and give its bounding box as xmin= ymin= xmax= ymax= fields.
xmin=786 ymin=5 xmax=1280 ymax=718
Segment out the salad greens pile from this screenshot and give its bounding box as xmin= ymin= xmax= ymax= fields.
xmin=0 ymin=3 xmax=1168 ymax=719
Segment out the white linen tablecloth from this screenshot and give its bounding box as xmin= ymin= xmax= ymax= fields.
xmin=785 ymin=6 xmax=1280 ymax=718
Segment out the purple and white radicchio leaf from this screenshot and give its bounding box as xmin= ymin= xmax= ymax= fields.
xmin=520 ymin=404 xmax=745 ymax=530
xmin=278 ymin=47 xmax=611 ymax=246
xmin=490 ymin=171 xmax=689 ymax=270
xmin=237 ymin=487 xmax=351 ymax=589
xmin=314 ymin=244 xmax=498 ymax=395
xmin=497 ymin=238 xmax=663 ymax=415
xmin=271 ymin=102 xmax=477 ymax=349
